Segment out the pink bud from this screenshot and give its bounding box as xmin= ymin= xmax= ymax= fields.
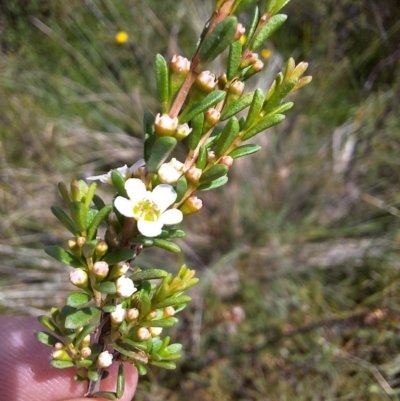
xmin=136 ymin=327 xmax=151 ymax=341
xmin=195 ymin=71 xmax=217 ymax=92
xmin=204 ymin=108 xmax=220 ymax=126
xmin=180 ymin=196 xmax=203 ymax=215
xmin=185 ymin=166 xmax=202 ymax=183
xmin=92 ymin=261 xmax=109 ymax=280
xmin=149 ymin=327 xmax=163 ymax=337
xmin=69 ymin=268 xmax=88 ymax=287
xmin=81 ymin=347 xmax=92 ymax=358
xmin=219 ymin=156 xmax=234 ymax=167
xmin=154 ymin=113 xmax=179 ymax=136
xmin=234 ymin=23 xmax=246 ymax=40
xmin=170 ymin=55 xmax=191 ymax=74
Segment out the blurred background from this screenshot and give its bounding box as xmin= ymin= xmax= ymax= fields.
xmin=1 ymin=0 xmax=400 ymax=399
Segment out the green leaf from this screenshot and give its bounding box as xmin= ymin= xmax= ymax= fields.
xmin=87 ymin=205 xmax=112 ymax=241
xmin=134 ymin=362 xmax=147 ymax=376
xmin=102 ymin=249 xmax=136 ymax=265
xmin=76 ymin=360 xmax=93 ymax=368
xmin=50 ymin=360 xmax=75 ymax=369
xmin=162 ymin=343 xmax=183 ymax=356
xmin=74 ymin=324 xmax=96 ymax=347
xmin=158 ymin=228 xmax=186 ymax=239
xmin=220 ymin=92 xmax=253 ymax=121
xmin=117 ymin=364 xmax=125 ymax=399
xmin=242 ymin=113 xmax=285 ymax=140
xmin=143 ymin=111 xmax=156 ymax=162
xmin=81 ymin=239 xmax=98 ymax=259
xmin=251 ymin=14 xmax=287 ymax=50
xmin=130 ymin=237 xmax=154 ymax=247
xmin=64 ymin=307 xmax=100 ymax=329
xmin=244 ymin=6 xmax=260 ymax=46
xmin=263 ymin=101 xmax=294 ymax=115
xmin=130 ymin=269 xmax=169 ymax=281
xmin=188 ymin=112 xmax=204 ymax=150
xmin=233 ymin=0 xmax=259 ymax=14
xmin=263 ymin=79 xmax=297 ymax=111
xmin=153 ymin=239 xmax=181 ymax=253
xmin=84 ymin=182 xmax=97 ymax=210
xmin=88 ymin=370 xmax=99 ymax=381
xmin=91 ymin=392 xmax=117 ymax=401
xmin=119 ymin=338 xmax=148 ymax=352
xmin=174 ymin=176 xmax=187 ymax=203
xmin=38 ymin=315 xmax=62 ymax=335
xmin=95 ymin=281 xmax=117 ymax=294
xmin=111 ymin=170 xmax=128 ymax=198
xmin=195 ymin=145 xmax=207 ymax=169
xmin=243 ymin=88 xmax=265 ymax=130
xmin=197 ymin=175 xmax=228 ymax=191
xmin=198 ymin=16 xmax=238 ymax=65
xmin=146 ymin=136 xmax=178 ymax=173
xmin=35 ymin=331 xmax=61 ymax=347
xmin=112 ymin=343 xmax=149 ymax=363
xmin=102 ymin=305 xmax=116 ymax=313
xmin=179 ymin=90 xmax=226 ymax=124
xmin=69 ymin=201 xmax=87 ymax=232
xmin=51 ymin=206 xmax=80 ymax=236
xmin=66 ymin=292 xmax=92 ymax=308
xmin=229 ymin=144 xmax=262 ymax=159
xmin=215 ymin=117 xmax=240 ymax=157
xmin=155 ymin=54 xmax=169 ymax=113
xmin=227 ymin=40 xmax=242 ymax=80
xmin=266 ymin=0 xmax=292 ymax=14
xmin=57 ymin=182 xmax=71 ymax=204
xmin=44 ymin=246 xmax=82 ymax=267
xmin=154 ymin=295 xmax=192 ymax=309
xmin=149 ymin=360 xmax=176 ymax=369
xmin=92 ymin=194 xmax=106 ymax=211
xmin=143 ymin=317 xmax=179 ymax=328
xmin=200 ymin=164 xmax=229 ymax=184
xmin=138 ymin=291 xmax=152 ymax=317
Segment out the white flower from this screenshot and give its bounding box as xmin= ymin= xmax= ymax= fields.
xmin=116 ymin=275 xmax=137 ymax=298
xmin=114 ymin=178 xmax=183 ymax=237
xmin=86 ymin=159 xmax=145 ymax=184
xmin=97 ymin=351 xmax=113 ymax=368
xmin=158 ymin=158 xmax=184 ymax=184
xmin=110 ymin=304 xmax=127 ymax=324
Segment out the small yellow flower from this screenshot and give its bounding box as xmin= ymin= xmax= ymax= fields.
xmin=240 ymin=35 xmax=247 ymax=46
xmin=261 ymin=48 xmax=272 ymax=60
xmin=115 ymin=31 xmax=129 ymax=44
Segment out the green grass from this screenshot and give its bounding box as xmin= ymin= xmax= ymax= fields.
xmin=1 ymin=0 xmax=400 ymax=399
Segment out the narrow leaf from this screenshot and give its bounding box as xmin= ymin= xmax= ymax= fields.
xmin=102 ymin=249 xmax=136 ymax=265
xmin=198 ymin=16 xmax=238 ymax=65
xmin=95 ymin=281 xmax=117 ymax=294
xmin=220 ymin=92 xmax=253 ymax=121
xmin=45 ymin=246 xmax=82 ymax=267
xmin=197 ymin=175 xmax=228 ymax=191
xmin=263 ymin=79 xmax=297 ymax=110
xmin=51 ymin=206 xmax=80 ymax=236
xmin=111 ymin=170 xmax=128 ymax=198
xmin=143 ymin=111 xmax=156 ymax=162
xmin=119 ymin=338 xmax=148 ymax=352
xmin=130 ymin=269 xmax=169 ymax=281
xmin=38 ymin=315 xmax=62 ymax=335
xmin=152 ymin=239 xmax=181 ymax=253
xmin=155 ymin=54 xmax=169 ymax=112
xmin=243 ymin=88 xmax=265 ymax=130
xmin=69 ymin=201 xmax=87 ymax=232
xmin=64 ymin=307 xmax=100 ymax=329
xmin=50 ymin=360 xmax=75 ymax=369
xmin=251 ymin=14 xmax=288 ymax=50
xmin=195 ymin=145 xmax=207 ymax=169
xmin=146 ymin=136 xmax=177 ymax=173
xmin=154 ymin=295 xmax=192 ymax=309
xmin=215 ymin=117 xmax=240 ymax=157
xmin=188 ymin=112 xmax=204 ymax=150
xmin=245 ymin=6 xmax=260 ymax=46
xmin=175 ymin=176 xmax=187 ymax=203
xmin=179 ymin=90 xmax=226 ymax=124
xmin=87 ymin=205 xmax=112 ymax=240
xmin=242 ymin=114 xmax=285 ymax=140
xmin=200 ymin=164 xmax=229 ymax=184
xmin=143 ymin=317 xmax=179 ymax=328
xmin=117 ymin=364 xmax=125 ymax=399
xmin=229 ymin=144 xmax=262 ymax=159
xmin=75 ymin=324 xmax=96 ymax=347
xmin=92 ymin=194 xmax=106 ymax=211
xmin=91 ymin=392 xmax=117 ymax=400
xmin=66 ymin=292 xmax=92 ymax=308
xmin=35 ymin=331 xmax=61 ymax=347
xmin=227 ymin=40 xmax=242 ymax=80
xmin=112 ymin=343 xmax=149 ymax=363
xmin=149 ymin=360 xmax=176 ymax=369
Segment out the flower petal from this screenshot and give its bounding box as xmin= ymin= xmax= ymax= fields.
xmin=129 ymin=159 xmax=145 ymax=174
xmin=114 ymin=196 xmax=135 ymax=217
xmin=160 ymin=209 xmax=183 ymax=225
xmin=137 ymin=220 xmax=163 ymax=237
xmin=86 ymin=173 xmax=112 ymax=184
xmin=125 ymin=178 xmax=147 ymax=203
xmin=152 ymin=184 xmax=177 ymax=212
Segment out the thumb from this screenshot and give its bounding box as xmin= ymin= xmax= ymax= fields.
xmin=0 ymin=316 xmax=138 ymax=401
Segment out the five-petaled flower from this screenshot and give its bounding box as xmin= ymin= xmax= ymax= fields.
xmin=114 ymin=178 xmax=183 ymax=237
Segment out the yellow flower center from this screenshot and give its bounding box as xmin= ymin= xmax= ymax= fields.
xmin=133 ymin=200 xmax=161 ymax=221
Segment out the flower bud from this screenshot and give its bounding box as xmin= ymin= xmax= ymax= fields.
xmin=234 ymin=23 xmax=246 ymax=40
xmin=127 ymin=308 xmax=139 ymax=321
xmin=116 ymin=275 xmax=137 ymax=298
xmin=292 ymin=61 xmax=308 ymax=79
xmin=146 ymin=310 xmax=158 ymax=320
xmin=229 ymin=80 xmax=245 ymax=97
xmin=218 ymin=73 xmax=228 ymax=89
xmin=158 ymin=158 xmax=184 ymax=184
xmin=107 ymin=212 xmax=120 ymax=227
xmin=76 ymin=237 xmax=86 ymax=248
xmin=149 ymin=327 xmax=163 ymax=337
xmin=52 ymin=350 xmax=72 ymax=361
xmin=82 ymin=334 xmax=91 ymax=348
xmin=136 ymin=327 xmax=151 ymax=341
xmin=111 ymin=304 xmax=127 ymax=324
xmin=204 ymin=108 xmax=220 ymax=126
xmin=207 ymin=151 xmax=216 ymax=163
xmin=170 ymin=55 xmax=190 ymax=74
xmin=174 ymin=123 xmax=192 ymax=140
xmin=54 ymin=342 xmax=64 ymax=350
xmin=97 ymin=351 xmax=113 ymax=368
xmin=95 ymin=240 xmax=108 ymax=258
xmin=81 ymin=347 xmax=92 ymax=358
xmin=163 ymin=306 xmax=175 ymax=317
xmin=180 ymin=196 xmax=203 ymax=215
xmin=69 ymin=268 xmax=88 ymax=287
xmin=219 ymin=156 xmax=234 ymax=167
xmin=243 ymin=60 xmax=264 ymax=79
xmin=154 ymin=113 xmax=178 ymax=136
xmin=111 ymin=262 xmax=130 ymax=278
xmin=240 ymin=52 xmax=258 ymax=69
xmin=105 ymin=226 xmax=119 ymax=248
xmin=185 ymin=166 xmax=202 ymax=183
xmin=194 ymin=71 xmax=217 ymax=93
xmin=92 ymin=261 xmax=109 ymax=280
